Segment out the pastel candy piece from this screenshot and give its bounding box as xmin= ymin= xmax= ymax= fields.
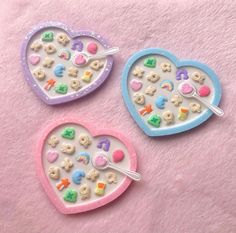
xmin=29 ymin=54 xmax=40 ymax=65
xmin=72 ymin=170 xmax=85 ymax=184
xmin=95 ymin=181 xmax=106 ymax=196
xmin=144 ymin=57 xmax=156 ymax=68
xmin=74 ymin=54 xmax=86 ymax=65
xmin=58 ymin=49 xmax=71 ymax=60
xmin=63 ymin=189 xmax=78 ymax=203
xmin=176 ymin=69 xmax=189 ymax=80
xmin=61 ymin=127 xmax=75 ymax=139
xmin=71 ymin=39 xmax=83 ymax=51
xmin=76 ymin=152 xmax=90 ymax=164
xmin=46 ymin=150 xmax=59 ymax=163
xmin=148 ymin=114 xmax=161 ymax=127
xmin=198 ymin=85 xmax=211 ymax=97
xmin=130 ymin=79 xmax=143 ymax=91
xmin=55 ymin=83 xmax=68 ymax=94
xmin=42 ymin=31 xmax=54 ymax=42
xmin=155 ymin=96 xmax=168 ymax=109
xmin=54 ymin=64 xmax=65 ymax=77
xmin=112 ymin=149 xmax=125 ymax=163
xmin=160 ymin=80 xmax=174 ymax=91
xmin=181 ymin=83 xmax=193 ymax=94
xmin=97 ymin=138 xmax=110 ymax=152
xmin=87 ymin=42 xmax=98 ymax=54
xmin=94 ymin=154 xmax=108 ymax=167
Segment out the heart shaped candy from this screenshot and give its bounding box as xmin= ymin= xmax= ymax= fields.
xmin=36 ymin=118 xmax=138 ymax=214
xmin=122 ymin=48 xmax=222 ymax=136
xmin=21 ymin=22 xmax=115 ymax=105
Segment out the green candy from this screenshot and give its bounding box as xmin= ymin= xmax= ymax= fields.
xmin=42 ymin=31 xmax=54 ymax=42
xmin=144 ymin=57 xmax=156 ymax=68
xmin=148 ymin=114 xmax=161 ymax=127
xmin=63 ymin=189 xmax=78 ymax=203
xmin=55 ymin=83 xmax=68 ymax=94
xmin=61 ymin=127 xmax=75 ymax=139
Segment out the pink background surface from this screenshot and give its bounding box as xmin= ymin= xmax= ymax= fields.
xmin=0 ymin=0 xmax=236 ymax=232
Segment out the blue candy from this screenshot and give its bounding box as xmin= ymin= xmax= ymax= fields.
xmin=155 ymin=96 xmax=168 ymax=109
xmin=72 ymin=169 xmax=85 ymax=184
xmin=54 ymin=64 xmax=65 ymax=77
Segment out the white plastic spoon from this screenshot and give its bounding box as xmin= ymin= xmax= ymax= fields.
xmin=72 ymin=47 xmax=119 ymax=67
xmin=178 ymin=81 xmax=224 ymax=116
xmin=92 ymin=153 xmax=141 ymax=181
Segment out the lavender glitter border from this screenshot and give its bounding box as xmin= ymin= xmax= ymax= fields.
xmin=21 ymin=21 xmax=113 ymax=105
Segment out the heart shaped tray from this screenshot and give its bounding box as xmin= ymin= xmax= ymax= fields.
xmin=36 ymin=118 xmax=138 ymax=214
xmin=21 ymin=22 xmax=114 ymax=105
xmin=122 ymin=48 xmax=222 ymax=136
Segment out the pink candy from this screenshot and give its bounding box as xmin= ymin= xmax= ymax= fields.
xmin=112 ymin=149 xmax=124 ymax=163
xmin=29 ymin=54 xmax=40 ymax=65
xmin=130 ymin=79 xmax=143 ymax=91
xmin=198 ymin=85 xmax=211 ymax=97
xmin=74 ymin=54 xmax=86 ymax=65
xmin=94 ymin=154 xmax=108 ymax=167
xmin=87 ymin=42 xmax=98 ymax=54
xmin=46 ymin=150 xmax=59 ymax=163
xmin=181 ymin=83 xmax=193 ymax=94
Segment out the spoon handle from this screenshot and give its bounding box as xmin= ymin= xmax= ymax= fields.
xmin=108 ymin=163 xmax=141 ymax=181
xmin=193 ymin=93 xmax=224 ymax=116
xmin=90 ymin=47 xmax=120 ymax=59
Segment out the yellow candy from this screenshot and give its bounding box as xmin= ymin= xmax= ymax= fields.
xmin=178 ymin=107 xmax=189 ymax=121
xmin=81 ymin=71 xmax=93 ymax=83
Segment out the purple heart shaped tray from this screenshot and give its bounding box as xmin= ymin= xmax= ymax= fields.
xmin=21 ymin=22 xmax=117 ymax=105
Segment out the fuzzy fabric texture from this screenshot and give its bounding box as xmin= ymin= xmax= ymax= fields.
xmin=0 ymin=0 xmax=236 ymax=232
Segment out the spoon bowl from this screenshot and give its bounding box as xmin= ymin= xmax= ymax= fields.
xmin=178 ymin=81 xmax=224 ymax=116
xmin=92 ymin=152 xmax=141 ymax=181
xmin=72 ymin=47 xmax=120 ymax=67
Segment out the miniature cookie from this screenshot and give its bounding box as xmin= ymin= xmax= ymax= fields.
xmin=79 ymin=134 xmax=92 ymax=148
xmin=191 ymin=71 xmax=205 ymax=84
xmin=90 ymin=60 xmax=104 ymax=71
xmin=56 ymin=33 xmax=70 ymax=46
xmin=33 ymin=67 xmax=46 ymax=81
xmin=105 ymin=172 xmax=118 ymax=184
xmin=133 ymin=93 xmax=145 ymax=105
xmin=44 ymin=43 xmax=57 ymax=54
xmin=68 ymin=67 xmax=78 ymax=77
xmin=162 ymin=110 xmax=175 ymax=125
xmin=86 ymin=169 xmax=99 ymax=182
xmin=70 ymin=78 xmax=81 ymax=91
xmin=189 ymin=102 xmax=201 ymax=113
xmin=30 ymin=40 xmax=42 ymax=52
xmin=61 ymin=157 xmax=73 ymax=172
xmin=48 ymin=166 xmax=60 ymax=180
xmin=171 ymin=94 xmax=183 ymax=107
xmin=60 ymin=143 xmax=75 ymax=155
xmin=42 ymin=57 xmax=54 ymax=68
xmin=160 ymin=62 xmax=171 ymax=72
xmin=47 ymin=135 xmax=59 ymax=148
xmin=79 ymin=184 xmax=91 ymax=200
xmin=132 ymin=66 xmax=144 ymax=78
xmin=146 ymin=71 xmax=160 ymax=83
xmin=145 ymin=86 xmax=156 ymax=96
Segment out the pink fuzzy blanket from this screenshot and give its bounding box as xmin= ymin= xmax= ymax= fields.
xmin=0 ymin=0 xmax=235 ymax=232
